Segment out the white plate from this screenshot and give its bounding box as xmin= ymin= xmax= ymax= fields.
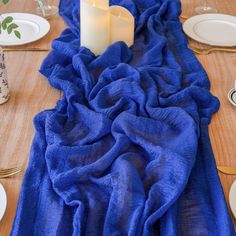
xmin=228 ymin=88 xmax=236 ymax=107
xmin=0 ymin=183 xmax=7 ymax=221
xmin=0 ymin=13 xmax=50 ymax=46
xmin=183 ymin=14 xmax=236 ymax=47
xmin=229 ymin=180 xmax=236 ymax=219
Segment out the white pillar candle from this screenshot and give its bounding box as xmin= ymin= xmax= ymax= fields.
xmin=110 ymin=6 xmax=134 ymax=48
xmin=80 ymin=0 xmax=110 ymax=56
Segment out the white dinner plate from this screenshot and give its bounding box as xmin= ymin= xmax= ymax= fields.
xmin=229 ymin=180 xmax=236 ymax=219
xmin=0 ymin=183 xmax=7 ymax=221
xmin=183 ymin=14 xmax=236 ymax=47
xmin=228 ymin=88 xmax=236 ymax=107
xmin=0 ymin=13 xmax=50 ymax=46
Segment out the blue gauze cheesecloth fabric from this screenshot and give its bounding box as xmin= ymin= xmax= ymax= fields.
xmin=11 ymin=0 xmax=235 ymax=235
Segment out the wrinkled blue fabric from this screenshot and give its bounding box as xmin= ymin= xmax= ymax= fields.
xmin=11 ymin=0 xmax=235 ymax=235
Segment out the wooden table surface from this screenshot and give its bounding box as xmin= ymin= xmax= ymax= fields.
xmin=0 ymin=0 xmax=235 ymax=235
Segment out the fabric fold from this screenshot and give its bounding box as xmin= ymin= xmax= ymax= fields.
xmin=11 ymin=0 xmax=235 ymax=235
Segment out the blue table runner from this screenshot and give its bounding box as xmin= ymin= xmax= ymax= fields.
xmin=11 ymin=0 xmax=235 ymax=235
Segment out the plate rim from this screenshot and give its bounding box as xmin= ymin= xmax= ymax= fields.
xmin=228 ymin=88 xmax=236 ymax=107
xmin=229 ymin=180 xmax=236 ymax=219
xmin=0 ymin=13 xmax=50 ymax=46
xmin=0 ymin=183 xmax=7 ymax=222
xmin=183 ymin=13 xmax=236 ymax=47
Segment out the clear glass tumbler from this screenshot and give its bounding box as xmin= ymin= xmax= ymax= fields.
xmin=36 ymin=0 xmax=58 ymax=19
xmin=195 ymin=0 xmax=218 ymax=14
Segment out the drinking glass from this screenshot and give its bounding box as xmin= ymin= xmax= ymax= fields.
xmin=36 ymin=0 xmax=58 ymax=19
xmin=195 ymin=0 xmax=218 ymax=14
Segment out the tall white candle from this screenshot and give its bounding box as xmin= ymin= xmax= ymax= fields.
xmin=80 ymin=0 xmax=110 ymax=56
xmin=110 ymin=6 xmax=134 ymax=48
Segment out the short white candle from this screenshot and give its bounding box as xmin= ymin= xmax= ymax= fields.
xmin=80 ymin=0 xmax=110 ymax=56
xmin=110 ymin=6 xmax=134 ymax=47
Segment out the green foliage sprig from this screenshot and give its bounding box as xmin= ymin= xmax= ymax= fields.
xmin=2 ymin=0 xmax=9 ymax=4
xmin=1 ymin=0 xmax=21 ymax=39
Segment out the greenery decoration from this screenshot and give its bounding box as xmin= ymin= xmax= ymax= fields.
xmin=1 ymin=0 xmax=21 ymax=38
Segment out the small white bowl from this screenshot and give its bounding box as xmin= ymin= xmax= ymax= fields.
xmin=229 ymin=180 xmax=236 ymax=219
xmin=228 ymin=88 xmax=236 ymax=107
xmin=0 ymin=183 xmax=7 ymax=221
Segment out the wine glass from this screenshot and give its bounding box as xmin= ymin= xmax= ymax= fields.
xmin=195 ymin=0 xmax=218 ymax=14
xmin=36 ymin=0 xmax=58 ymax=19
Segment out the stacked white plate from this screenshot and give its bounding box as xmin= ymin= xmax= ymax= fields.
xmin=183 ymin=14 xmax=236 ymax=47
xmin=0 ymin=13 xmax=50 ymax=46
xmin=229 ymin=180 xmax=236 ymax=219
xmin=0 ymin=183 xmax=7 ymax=221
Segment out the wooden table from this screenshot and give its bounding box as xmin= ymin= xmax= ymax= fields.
xmin=0 ymin=0 xmax=235 ymax=235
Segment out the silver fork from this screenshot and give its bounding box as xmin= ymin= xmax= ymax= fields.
xmin=0 ymin=167 xmax=21 ymax=178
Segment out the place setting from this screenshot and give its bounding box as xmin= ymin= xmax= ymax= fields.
xmin=183 ymin=13 xmax=236 ymax=54
xmin=0 ymin=0 xmax=58 ymax=51
xmin=1 ymin=0 xmax=236 ymax=235
xmin=0 ymin=167 xmax=21 ymax=223
xmin=181 ymin=1 xmax=236 ymax=55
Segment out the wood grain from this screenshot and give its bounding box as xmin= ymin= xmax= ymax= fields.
xmin=0 ymin=0 xmax=236 ymax=235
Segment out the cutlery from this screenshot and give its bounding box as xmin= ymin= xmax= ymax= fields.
xmin=0 ymin=167 xmax=21 ymax=178
xmin=189 ymin=45 xmax=236 ymax=55
xmin=3 ymin=48 xmax=50 ymax=52
xmin=180 ymin=15 xmax=189 ymax=20
xmin=217 ymin=166 xmax=236 ymax=175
